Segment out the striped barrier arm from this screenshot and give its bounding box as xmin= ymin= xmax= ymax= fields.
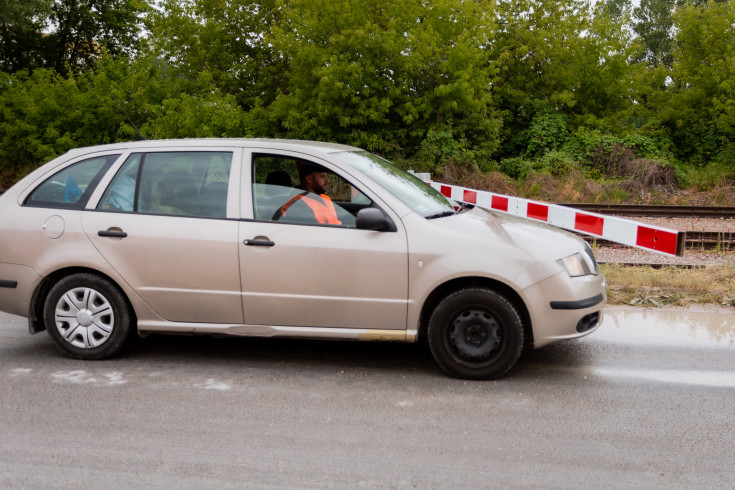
xmin=426 ymin=181 xmax=686 ymax=257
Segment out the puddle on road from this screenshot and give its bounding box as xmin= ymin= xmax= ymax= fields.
xmin=595 ymin=306 xmax=735 ymax=348
xmin=593 ymin=367 xmax=735 ymax=388
xmin=590 ymin=307 xmax=735 ymax=387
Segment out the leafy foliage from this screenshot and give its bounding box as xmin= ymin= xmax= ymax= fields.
xmin=662 ymin=0 xmax=735 ymax=167
xmin=0 ymin=0 xmax=52 ymax=73
xmin=266 ymin=0 xmax=501 ymax=162
xmin=0 ymin=0 xmax=148 ymax=75
xmin=0 ymin=0 xmax=733 ymax=193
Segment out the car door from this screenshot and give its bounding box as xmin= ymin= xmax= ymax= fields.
xmin=239 ymin=151 xmax=409 ymax=330
xmin=82 ymin=148 xmax=244 ymax=324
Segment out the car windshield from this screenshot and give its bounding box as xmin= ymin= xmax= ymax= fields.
xmin=334 ymin=151 xmax=455 ymax=218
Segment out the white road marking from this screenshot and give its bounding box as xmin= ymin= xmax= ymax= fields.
xmin=50 ymin=370 xmax=128 ymax=386
xmin=52 ymin=370 xmax=97 ymax=384
xmin=9 ymin=368 xmax=33 ymax=376
xmin=199 ymin=379 xmax=232 ymax=390
xmin=103 ymin=372 xmax=127 ymax=385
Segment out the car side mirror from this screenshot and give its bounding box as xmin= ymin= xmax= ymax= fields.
xmin=356 ymin=208 xmax=394 ymax=231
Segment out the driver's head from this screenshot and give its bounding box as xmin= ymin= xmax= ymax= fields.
xmin=298 ymin=163 xmax=330 ymax=195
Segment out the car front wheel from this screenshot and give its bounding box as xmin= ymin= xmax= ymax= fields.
xmin=44 ymin=273 xmax=133 ymax=359
xmin=428 ymin=288 xmax=524 ymax=380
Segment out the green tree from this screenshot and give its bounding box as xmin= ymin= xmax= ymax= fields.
xmin=633 ymin=0 xmax=677 ymax=68
xmin=663 ymin=0 xmax=735 ymax=166
xmin=0 ymin=0 xmax=148 ymax=74
xmin=604 ymin=0 xmax=633 ymax=19
xmin=0 ymin=55 xmax=250 ymax=185
xmin=148 ymin=0 xmax=285 ymax=111
xmin=266 ymin=0 xmax=501 ymax=167
xmin=45 ymin=0 xmax=149 ymax=74
xmin=493 ymin=0 xmax=636 ymax=157
xmin=0 ymin=0 xmax=52 ymax=72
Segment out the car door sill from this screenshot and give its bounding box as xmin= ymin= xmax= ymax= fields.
xmin=137 ymin=321 xmax=413 ymax=342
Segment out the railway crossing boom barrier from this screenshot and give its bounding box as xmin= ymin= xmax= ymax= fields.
xmin=422 ymin=179 xmax=686 ymax=257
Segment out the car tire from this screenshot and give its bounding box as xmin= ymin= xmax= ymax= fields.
xmin=44 ymin=273 xmax=134 ymax=359
xmin=428 ymin=288 xmax=524 ymax=380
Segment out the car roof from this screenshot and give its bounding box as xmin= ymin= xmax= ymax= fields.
xmin=64 ymin=138 xmax=363 ymax=158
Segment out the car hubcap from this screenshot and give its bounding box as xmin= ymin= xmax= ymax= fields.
xmin=55 ymin=287 xmax=114 ymax=349
xmin=449 ymin=309 xmax=502 ymax=361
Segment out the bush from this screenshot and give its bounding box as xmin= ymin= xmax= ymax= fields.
xmin=540 ymin=150 xmax=577 ymax=178
xmin=417 ymin=126 xmax=467 ymax=170
xmin=618 ymin=159 xmax=679 ymax=196
xmin=621 ymin=133 xmax=670 ymax=159
xmin=499 ymin=157 xmax=533 ymax=180
xmin=523 ymin=110 xmax=568 ymax=158
xmin=678 ymin=163 xmax=730 ymax=191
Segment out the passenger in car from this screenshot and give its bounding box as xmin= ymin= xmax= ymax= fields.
xmin=273 ymin=164 xmax=341 ymax=225
xmin=150 ymin=171 xmax=197 ymax=216
xmin=104 ymin=171 xmax=136 ymax=211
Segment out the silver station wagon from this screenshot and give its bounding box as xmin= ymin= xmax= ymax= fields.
xmin=0 ymin=139 xmax=606 ymax=379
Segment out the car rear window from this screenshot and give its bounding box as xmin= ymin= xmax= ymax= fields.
xmin=25 ymin=155 xmax=120 ymax=209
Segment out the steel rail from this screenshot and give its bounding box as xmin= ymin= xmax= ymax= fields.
xmin=596 ymin=262 xmax=705 ymax=269
xmin=560 ymin=203 xmax=735 ymax=218
xmin=582 ymin=231 xmax=734 ymax=251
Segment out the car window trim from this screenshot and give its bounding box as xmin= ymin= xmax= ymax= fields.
xmin=133 ymin=152 xmax=146 ymax=213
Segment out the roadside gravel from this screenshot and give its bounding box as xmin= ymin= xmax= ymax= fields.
xmin=594 ymin=216 xmax=734 ymax=266
xmin=625 ymin=216 xmax=734 ymax=232
xmin=595 ymin=247 xmax=734 ymax=266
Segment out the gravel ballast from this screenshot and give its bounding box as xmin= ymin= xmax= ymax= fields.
xmin=592 ymin=216 xmax=734 ymax=266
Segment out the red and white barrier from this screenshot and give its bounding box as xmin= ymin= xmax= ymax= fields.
xmin=426 ymin=181 xmax=685 ymax=256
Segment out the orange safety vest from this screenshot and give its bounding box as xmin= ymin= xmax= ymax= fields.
xmin=277 ymin=193 xmax=342 ymax=225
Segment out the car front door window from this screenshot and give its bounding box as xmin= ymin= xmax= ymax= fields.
xmin=252 ymin=155 xmax=372 ymax=228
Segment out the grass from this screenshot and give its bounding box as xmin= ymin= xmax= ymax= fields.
xmin=601 ymin=263 xmax=735 ymax=307
xmin=435 ymin=160 xmax=735 ymax=207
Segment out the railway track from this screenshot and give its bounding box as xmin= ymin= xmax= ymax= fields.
xmin=583 ymin=231 xmax=734 ymax=251
xmin=596 ymin=262 xmax=705 ymax=269
xmin=562 ymin=203 xmax=734 ymax=251
xmin=562 ymin=203 xmax=735 ymax=218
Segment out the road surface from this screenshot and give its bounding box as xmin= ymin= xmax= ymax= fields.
xmin=1 ymin=307 xmax=733 ymax=488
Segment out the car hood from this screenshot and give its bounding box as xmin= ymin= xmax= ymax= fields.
xmin=481 ymin=207 xmax=583 ymax=259
xmin=420 ymin=206 xmax=586 ymax=281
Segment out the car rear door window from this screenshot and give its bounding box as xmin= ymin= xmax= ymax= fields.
xmin=97 ymin=151 xmax=232 ymax=218
xmin=25 ymin=154 xmax=120 ymax=209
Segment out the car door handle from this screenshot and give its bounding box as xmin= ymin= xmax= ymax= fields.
xmin=243 ymin=238 xmax=275 ymax=247
xmin=98 ymin=230 xmax=128 ymax=238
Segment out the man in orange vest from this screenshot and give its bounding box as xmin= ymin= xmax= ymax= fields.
xmin=274 ymin=163 xmax=342 ymax=225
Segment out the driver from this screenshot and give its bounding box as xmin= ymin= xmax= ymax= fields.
xmin=273 ymin=163 xmax=341 ymax=225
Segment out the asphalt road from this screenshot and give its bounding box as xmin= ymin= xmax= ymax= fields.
xmin=1 ymin=307 xmax=733 ymax=489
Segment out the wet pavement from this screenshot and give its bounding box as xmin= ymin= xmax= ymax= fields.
xmin=591 ymin=306 xmax=735 ymax=389
xmin=1 ymin=308 xmax=734 ymax=488
xmin=596 ymin=306 xmax=735 ymax=349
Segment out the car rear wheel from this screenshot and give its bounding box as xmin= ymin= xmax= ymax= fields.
xmin=428 ymin=288 xmax=524 ymax=380
xmin=44 ymin=273 xmax=133 ymax=359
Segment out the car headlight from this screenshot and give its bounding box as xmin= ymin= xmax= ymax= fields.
xmin=557 ymin=247 xmax=599 ymax=277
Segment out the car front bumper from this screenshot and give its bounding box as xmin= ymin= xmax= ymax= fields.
xmin=522 ymin=270 xmax=607 ymax=349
